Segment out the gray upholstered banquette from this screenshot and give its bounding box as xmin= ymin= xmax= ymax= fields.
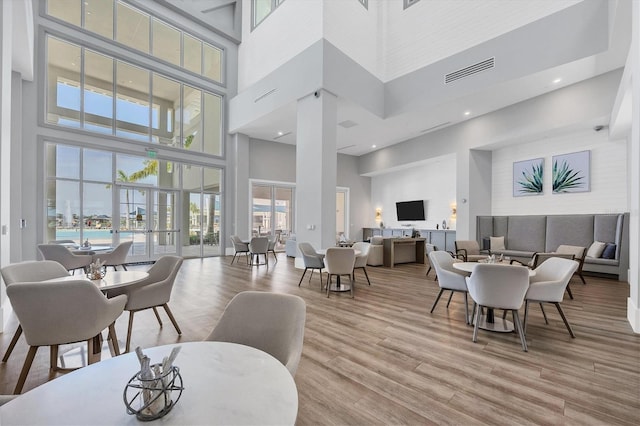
xmin=477 ymin=213 xmax=629 ymax=281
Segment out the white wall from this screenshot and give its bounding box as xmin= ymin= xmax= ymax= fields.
xmin=238 ymin=0 xmax=322 ymax=90
xmin=491 ymin=129 xmax=628 ymax=215
xmin=371 ymin=154 xmax=456 ymax=229
xmin=323 ymin=0 xmax=381 ymax=80
xmin=381 ymin=0 xmax=580 ymax=82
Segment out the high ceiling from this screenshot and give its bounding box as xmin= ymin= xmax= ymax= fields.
xmin=229 ymin=0 xmax=630 ymax=156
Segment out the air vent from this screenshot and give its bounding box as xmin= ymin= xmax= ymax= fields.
xmin=254 ymin=88 xmax=276 ymax=103
xmin=445 ymin=58 xmax=494 ymax=84
xmin=338 ymin=120 xmax=358 ymax=128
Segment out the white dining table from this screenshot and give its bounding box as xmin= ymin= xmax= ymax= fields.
xmin=46 ymin=270 xmax=149 ymax=291
xmin=0 ymin=342 xmax=299 ymax=426
xmin=452 ymin=261 xmax=535 ymax=332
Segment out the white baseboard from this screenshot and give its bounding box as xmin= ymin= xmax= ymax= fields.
xmin=627 ymin=297 xmax=640 ymax=333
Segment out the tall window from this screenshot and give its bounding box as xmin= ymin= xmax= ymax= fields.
xmin=46 ymin=35 xmax=223 ymax=156
xmin=251 ymin=183 xmax=294 ymax=247
xmin=45 ymin=0 xmax=223 ymax=83
xmin=252 ymin=0 xmax=285 ymax=30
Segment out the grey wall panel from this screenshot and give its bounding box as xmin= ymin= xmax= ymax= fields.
xmin=507 ymin=216 xmax=546 ymax=252
xmin=545 ymin=215 xmax=594 ymax=252
xmin=494 ymin=217 xmax=509 ymax=239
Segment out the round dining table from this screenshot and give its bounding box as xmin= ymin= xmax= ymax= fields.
xmin=0 ymin=342 xmax=299 ymax=425
xmin=316 ymin=248 xmax=361 ymax=292
xmin=46 ymin=270 xmax=149 ymax=291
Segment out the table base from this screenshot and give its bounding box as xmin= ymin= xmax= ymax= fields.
xmin=327 ymin=283 xmax=352 ymax=292
xmin=474 ymin=315 xmax=514 ymax=332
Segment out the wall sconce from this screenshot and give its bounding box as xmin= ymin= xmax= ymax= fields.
xmin=451 ymin=204 xmax=457 ymax=218
xmin=375 ymin=208 xmax=382 ymax=222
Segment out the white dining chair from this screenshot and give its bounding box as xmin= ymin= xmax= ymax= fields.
xmin=324 ymin=247 xmax=356 ymax=298
xmin=0 ymin=261 xmax=71 ymax=363
xmin=249 ymin=237 xmax=269 ymax=267
xmin=7 ymin=280 xmax=127 ymax=393
xmin=466 ymin=264 xmax=530 ymax=351
xmin=230 ymin=235 xmax=250 ymax=265
xmin=297 ymin=242 xmax=325 ymax=289
xmin=37 ymin=244 xmax=93 ymax=274
xmin=93 ymin=240 xmax=133 ymax=271
xmin=428 ymin=251 xmax=469 ymax=324
xmin=524 ymin=257 xmax=579 ymax=338
xmin=351 ymin=242 xmax=371 ymax=286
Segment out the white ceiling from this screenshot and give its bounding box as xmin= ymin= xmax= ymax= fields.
xmin=232 ymin=0 xmax=631 ymax=156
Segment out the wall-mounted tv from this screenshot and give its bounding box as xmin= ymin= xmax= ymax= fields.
xmin=396 ymin=200 xmax=425 ymax=221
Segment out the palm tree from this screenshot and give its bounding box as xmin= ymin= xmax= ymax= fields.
xmin=109 ymin=160 xmax=159 ymax=230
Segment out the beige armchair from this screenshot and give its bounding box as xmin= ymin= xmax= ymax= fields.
xmin=555 ymin=245 xmax=587 ymax=284
xmin=206 ymin=291 xmax=306 ymax=377
xmin=455 ymin=240 xmax=487 ymax=262
xmin=6 ymin=280 xmax=126 ymax=393
xmin=0 ymin=261 xmax=70 ymax=362
xmin=230 ymin=235 xmax=250 ymax=265
xmin=367 ymin=236 xmax=384 ymax=266
xmin=105 ymin=255 xmax=183 ymax=353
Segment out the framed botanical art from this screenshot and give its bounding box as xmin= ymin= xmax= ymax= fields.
xmin=552 ymin=150 xmax=590 ymax=193
xmin=513 ymin=158 xmax=544 ymax=197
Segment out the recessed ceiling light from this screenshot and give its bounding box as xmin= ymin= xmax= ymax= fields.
xmin=553 ymin=78 xmax=562 ymax=84
xmin=371 ymin=145 xmax=376 ymax=148
xmin=464 ymin=111 xmax=471 ymax=116
xmin=277 ymin=131 xmax=283 ymax=136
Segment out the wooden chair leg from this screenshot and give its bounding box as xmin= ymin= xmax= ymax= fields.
xmin=87 ymin=334 xmax=103 ymax=365
xmin=152 ymin=307 xmax=163 ymax=327
xmin=362 ymin=267 xmax=371 ymax=285
xmin=14 ymin=346 xmax=38 ymax=394
xmin=472 ymin=305 xmax=482 ymax=343
xmin=512 ymin=310 xmax=528 ymax=352
xmin=539 ymin=303 xmax=549 ymax=324
xmin=2 ymin=325 xmax=23 ymax=362
xmin=430 ymin=289 xmax=445 ymax=313
xmin=297 ymin=268 xmax=308 ymax=287
xmin=162 ymin=304 xmax=182 ymax=335
xmin=566 ymin=284 xmax=574 ymax=300
xmin=446 ymin=291 xmax=454 ymax=308
xmin=49 ymin=345 xmax=59 ymax=371
xmin=126 ymin=311 xmax=135 ymax=353
xmin=108 ymin=322 xmax=121 ymax=356
xmin=578 ymin=272 xmax=586 ymax=285
xmin=555 ymin=302 xmax=576 ymax=338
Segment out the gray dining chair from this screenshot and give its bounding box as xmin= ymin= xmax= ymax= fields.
xmin=206 ymin=291 xmax=306 ymax=377
xmin=37 ymin=244 xmax=93 ymax=274
xmin=249 ymin=237 xmax=269 ymax=267
xmin=7 ymin=280 xmax=127 ymax=393
xmin=93 ymin=240 xmax=133 ymax=271
xmin=297 ymin=242 xmax=325 ymax=289
xmin=0 ymin=261 xmax=71 ymax=362
xmin=230 ymin=235 xmax=250 ymax=265
xmin=105 ymin=255 xmax=184 ymax=353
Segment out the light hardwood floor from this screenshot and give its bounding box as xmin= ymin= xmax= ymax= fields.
xmin=1 ymin=254 xmax=638 ymax=424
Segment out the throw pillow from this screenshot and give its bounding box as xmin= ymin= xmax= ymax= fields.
xmin=586 ymin=241 xmax=606 ymax=258
xmin=601 ymin=243 xmax=616 ymax=259
xmin=490 ymin=236 xmax=505 ymax=251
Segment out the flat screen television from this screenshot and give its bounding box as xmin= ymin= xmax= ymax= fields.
xmin=396 ymin=200 xmax=425 ymax=221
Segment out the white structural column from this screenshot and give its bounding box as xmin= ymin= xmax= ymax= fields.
xmin=295 ymin=90 xmax=337 ymax=257
xmin=628 ymin=0 xmax=640 ymax=333
xmin=0 ymin=0 xmax=13 ymax=332
xmin=456 ymin=149 xmax=492 ymax=240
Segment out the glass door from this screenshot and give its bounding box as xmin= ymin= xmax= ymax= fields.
xmin=115 ymin=185 xmax=178 ymax=262
xmin=251 ymin=183 xmax=294 ymax=250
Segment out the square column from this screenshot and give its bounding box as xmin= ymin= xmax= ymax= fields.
xmin=295 ymin=90 xmax=337 ymax=254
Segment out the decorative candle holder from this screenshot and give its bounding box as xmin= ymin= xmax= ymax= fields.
xmin=123 ymin=364 xmax=184 ymax=421
xmin=87 ymin=259 xmax=106 ymax=280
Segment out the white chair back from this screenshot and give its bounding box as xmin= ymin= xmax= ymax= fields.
xmin=207 ymin=291 xmax=306 ymax=376
xmin=466 ymin=264 xmax=529 ymax=310
xmin=1 ymin=260 xmax=69 ymax=285
xmin=352 ymin=242 xmax=370 ymax=268
xmin=37 ymin=244 xmax=93 ymax=271
xmin=96 ymin=241 xmax=133 ymax=267
xmin=249 ymin=237 xmax=269 ymax=254
xmin=298 ymin=242 xmax=324 ymax=269
xmin=429 ymin=251 xmax=467 ymax=291
xmin=324 ymin=248 xmax=355 ymax=275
